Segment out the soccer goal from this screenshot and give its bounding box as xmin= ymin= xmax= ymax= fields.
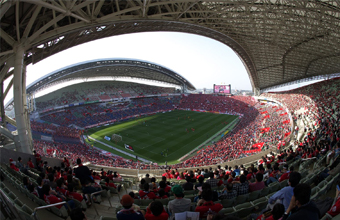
xmin=112 ymin=134 xmax=122 ymax=142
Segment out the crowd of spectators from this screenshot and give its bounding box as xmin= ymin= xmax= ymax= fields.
xmin=35 ymin=81 xmax=177 ymax=111
xmin=170 ymin=95 xmax=291 ymax=167
xmin=4 ymin=78 xmax=340 ymax=220
xmin=31 ymin=78 xmax=340 ymax=171
xmin=40 ymin=96 xmax=180 ymax=128
xmin=31 ymin=120 xmax=81 ymax=139
xmin=32 ymin=92 xmax=294 ymax=169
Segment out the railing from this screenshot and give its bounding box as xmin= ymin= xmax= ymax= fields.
xmin=0 ymin=189 xmax=20 ymax=220
xmin=32 ymin=201 xmax=70 ymax=220
xmin=88 ymin=190 xmax=112 ymax=216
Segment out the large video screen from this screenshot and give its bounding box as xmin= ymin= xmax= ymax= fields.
xmin=213 ymin=84 xmax=231 ymax=94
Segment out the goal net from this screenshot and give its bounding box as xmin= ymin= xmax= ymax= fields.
xmin=112 ymin=134 xmax=122 ymax=142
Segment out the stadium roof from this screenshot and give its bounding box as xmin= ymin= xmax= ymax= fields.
xmin=1 ymin=1 xmax=340 ymax=91
xmin=26 ymin=58 xmax=196 ymax=94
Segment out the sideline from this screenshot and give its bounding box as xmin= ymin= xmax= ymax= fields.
xmin=87 ymin=136 xmax=152 ymax=163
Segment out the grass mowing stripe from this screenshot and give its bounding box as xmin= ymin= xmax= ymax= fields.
xmin=87 ymin=110 xmax=238 ymax=164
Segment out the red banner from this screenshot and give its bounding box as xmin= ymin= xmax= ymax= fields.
xmin=272 ymin=106 xmax=277 ymax=108
xmin=252 ymin=142 xmax=264 ymax=149
xmin=282 ymin=119 xmax=290 ymax=124
xmin=284 ymin=132 xmax=291 ymax=138
xmin=264 ymin=115 xmax=270 ymax=119
xmin=276 ymin=108 xmax=283 ymax=112
xmin=280 ymin=112 xmax=288 ymax=116
xmin=261 ymin=103 xmax=265 ymax=105
xmin=261 ymin=111 xmax=268 ymax=114
xmin=261 ymin=127 xmax=270 ymax=133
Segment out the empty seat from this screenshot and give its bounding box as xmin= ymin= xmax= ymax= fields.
xmin=99 ymin=216 xmax=118 ymax=220
xmin=318 ymin=180 xmax=327 ymax=189
xmin=251 ymin=197 xmax=268 ymax=211
xmin=279 ymin=179 xmax=288 ymax=188
xmin=233 ymin=202 xmax=256 ymax=219
xmin=220 ymin=198 xmax=235 ymax=208
xmin=15 ymin=204 xmax=35 ymax=220
xmin=269 ymin=183 xmax=281 ymax=193
xmin=218 ymin=207 xmax=234 ymax=216
xmin=248 ymin=190 xmax=261 ymax=202
xmin=259 ymin=187 xmax=270 ymax=197
xmin=8 ymin=192 xmax=17 ymax=200
xmin=14 ymin=198 xmax=24 ymax=207
xmin=311 ymin=187 xmax=320 ymax=201
xmin=234 ymin=193 xmax=249 ymax=205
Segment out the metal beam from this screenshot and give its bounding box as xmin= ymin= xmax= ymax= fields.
xmin=28 ymin=13 xmax=65 ymax=44
xmin=0 ymin=50 xmax=14 ymax=57
xmin=16 ymin=1 xmax=21 ymax=43
xmin=0 ymin=64 xmax=11 ymax=82
xmin=0 ymin=28 xmax=16 ymax=47
xmin=0 ymin=0 xmax=13 ymax=20
xmin=21 ymin=0 xmax=90 ymax=23
xmin=22 ymin=5 xmax=42 ymax=38
xmin=93 ymin=0 xmax=105 ymax=17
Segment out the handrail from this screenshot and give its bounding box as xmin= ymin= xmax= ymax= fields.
xmin=32 ymin=201 xmax=69 ymax=220
xmin=89 ymin=190 xmax=104 ymax=216
xmin=0 ymin=189 xmax=21 ymax=220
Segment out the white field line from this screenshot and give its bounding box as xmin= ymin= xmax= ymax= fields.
xmin=88 ymin=136 xmax=151 ymax=163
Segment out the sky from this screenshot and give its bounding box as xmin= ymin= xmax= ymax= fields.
xmin=4 ymin=31 xmax=253 ymax=104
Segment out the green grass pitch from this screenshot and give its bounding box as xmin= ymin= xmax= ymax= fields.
xmin=87 ymin=110 xmax=238 ymax=165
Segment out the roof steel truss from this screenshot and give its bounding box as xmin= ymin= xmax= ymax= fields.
xmin=1 ymin=0 xmax=340 ymax=90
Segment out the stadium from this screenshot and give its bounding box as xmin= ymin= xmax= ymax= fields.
xmin=1 ymin=1 xmax=340 ymax=220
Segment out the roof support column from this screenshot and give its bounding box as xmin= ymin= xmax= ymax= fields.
xmin=22 ymin=66 xmax=33 ymax=151
xmin=0 ymin=81 xmax=6 ymax=127
xmin=13 ymin=45 xmax=31 ymax=154
xmin=253 ymin=87 xmax=260 ymax=96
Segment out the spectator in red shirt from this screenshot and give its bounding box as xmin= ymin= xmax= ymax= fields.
xmin=155 ymin=188 xmax=168 ymax=199
xmin=9 ymin=158 xmax=19 ymax=171
xmin=158 ymin=181 xmax=171 ymax=196
xmin=92 ymin=172 xmax=101 ymax=180
xmin=327 ymin=180 xmax=340 ymax=217
xmin=256 ymin=203 xmax=285 ymax=220
xmin=63 ymin=157 xmax=70 ymax=168
xmin=56 ymin=178 xmax=69 ymax=197
xmin=43 ymin=184 xmax=75 ymax=209
xmin=174 ymin=169 xmax=179 ymax=179
xmin=247 ymin=167 xmax=256 ymax=180
xmin=161 ymin=170 xmax=169 ymax=179
xmin=27 ymin=158 xmax=35 ymax=169
xmin=33 ymin=150 xmax=42 ymax=166
xmin=67 ymin=184 xmax=84 ymax=202
xmin=105 ymin=177 xmax=117 ymax=189
xmin=139 ymin=183 xmax=156 ymax=200
xmin=145 ymin=200 xmax=169 ymax=220
xmin=278 ymin=164 xmax=292 ymax=182
xmin=195 ymin=189 xmax=223 ymax=218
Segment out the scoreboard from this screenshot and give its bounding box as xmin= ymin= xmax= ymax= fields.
xmin=213 ymin=84 xmax=231 ymax=94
